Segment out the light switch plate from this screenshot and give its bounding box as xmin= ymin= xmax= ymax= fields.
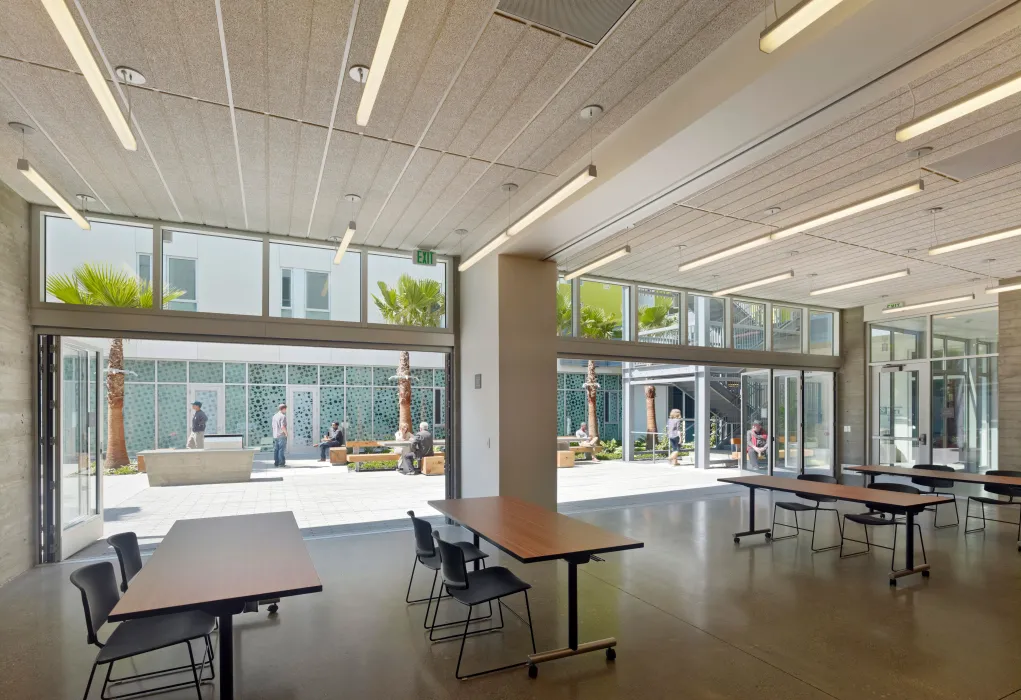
xmin=843 ymin=425 xmax=851 ymax=433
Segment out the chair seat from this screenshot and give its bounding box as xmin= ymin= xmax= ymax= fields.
xmin=776 ymin=502 xmax=817 ymax=512
xmin=418 ymin=541 xmax=489 ymax=571
xmin=449 ymin=566 xmax=530 ymax=607
xmin=845 ymin=513 xmax=897 ymax=527
xmin=98 ymin=611 xmax=215 ymax=663
xmin=971 ymin=495 xmax=1020 ymax=506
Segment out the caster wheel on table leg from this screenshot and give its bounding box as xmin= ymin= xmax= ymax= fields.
xmin=606 ymin=647 xmax=616 ymax=661
xmin=268 ymin=603 xmax=279 ymax=614
xmin=527 ymin=664 xmax=538 ymax=679
xmin=889 ymin=579 xmax=897 ymax=587
xmin=765 ymin=532 xmax=772 ymax=540
xmin=922 ymin=570 xmax=930 ymax=578
xmin=733 ymin=536 xmax=740 ymax=544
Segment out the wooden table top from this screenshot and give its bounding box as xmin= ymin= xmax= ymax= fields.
xmin=846 ymin=465 xmax=1021 ymax=486
xmin=109 ymin=512 xmax=322 ymax=621
xmin=428 ymin=496 xmax=644 ymax=563
xmin=718 ymin=475 xmax=952 ymax=509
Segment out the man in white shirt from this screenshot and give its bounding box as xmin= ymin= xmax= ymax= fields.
xmin=271 ymin=403 xmax=288 ymax=467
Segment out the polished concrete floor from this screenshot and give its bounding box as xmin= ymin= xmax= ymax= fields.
xmin=3 ymin=490 xmax=1021 ymax=699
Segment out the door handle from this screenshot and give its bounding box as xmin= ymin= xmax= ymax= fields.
xmin=918 ymin=434 xmax=927 ymax=446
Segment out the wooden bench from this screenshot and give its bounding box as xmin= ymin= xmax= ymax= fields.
xmin=328 ymin=447 xmax=348 ymax=465
xmin=347 ymin=440 xmax=381 ymax=455
xmin=348 ymin=452 xmax=398 ymax=473
xmin=557 ymin=450 xmax=575 ymax=468
xmin=422 ymin=454 xmax=445 ymax=476
xmin=571 ymin=446 xmax=595 ymax=460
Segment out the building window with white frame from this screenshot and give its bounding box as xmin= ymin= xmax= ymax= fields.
xmin=305 ymin=270 xmax=330 ymax=320
xmin=281 ymin=268 xmax=293 ymax=318
xmin=165 ymin=257 xmax=197 ymax=312
xmin=137 ymin=253 xmax=151 ymax=285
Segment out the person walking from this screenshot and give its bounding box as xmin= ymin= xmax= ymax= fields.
xmin=187 ymin=401 xmax=207 ymax=449
xmin=666 ymin=408 xmax=682 ymax=465
xmin=318 ymin=421 xmax=345 ymax=462
xmin=272 ymin=403 xmax=288 ymax=467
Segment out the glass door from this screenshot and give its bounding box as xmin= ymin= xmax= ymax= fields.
xmin=773 ymin=371 xmax=801 ymax=477
xmin=287 ymin=386 xmax=319 ymax=452
xmin=188 ymin=384 xmax=225 ymax=434
xmin=803 ymin=371 xmax=835 ymax=476
xmin=871 ymin=362 xmax=931 ymax=467
xmin=740 ymin=370 xmax=770 ymax=472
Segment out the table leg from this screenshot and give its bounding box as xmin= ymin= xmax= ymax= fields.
xmin=733 ymin=487 xmax=771 ymax=542
xmin=473 ymin=533 xmax=481 ymax=571
xmin=889 ymin=509 xmax=931 ymax=584
xmin=568 ymin=560 xmax=578 ymax=650
xmin=218 ymin=613 xmax=234 ymax=699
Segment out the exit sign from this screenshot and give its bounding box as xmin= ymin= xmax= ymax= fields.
xmin=884 ymin=301 xmax=904 ymax=310
xmin=414 ymin=249 xmax=435 ymax=266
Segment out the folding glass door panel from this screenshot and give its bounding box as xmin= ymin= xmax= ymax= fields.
xmin=773 ymin=372 xmax=801 ymax=477
xmin=871 ymin=363 xmax=930 ymax=467
xmin=740 ymin=370 xmax=770 ymax=473
xmin=803 ymin=372 xmax=835 ymax=476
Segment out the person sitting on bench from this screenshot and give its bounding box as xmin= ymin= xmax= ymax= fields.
xmin=318 ymin=421 xmax=345 ymax=462
xmin=398 ymin=422 xmax=433 ymax=475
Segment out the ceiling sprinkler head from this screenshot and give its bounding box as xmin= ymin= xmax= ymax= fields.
xmin=115 ymin=66 xmax=146 ymax=85
xmin=579 ymin=105 xmax=603 ymax=120
xmin=348 ymin=65 xmax=369 ymax=83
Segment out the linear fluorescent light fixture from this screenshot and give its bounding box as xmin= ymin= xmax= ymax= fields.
xmin=882 ymin=294 xmax=974 ymax=314
xmin=19 ymin=159 xmax=90 ymax=229
xmin=759 ymin=0 xmax=847 ymax=53
xmin=356 ymin=0 xmax=410 ymax=126
xmin=458 ymin=232 xmax=509 ymax=272
xmin=40 ymin=0 xmax=136 ymax=150
xmin=896 ymin=70 xmax=1021 ymax=142
xmin=985 ymin=282 xmax=1021 ymax=295
xmin=508 ymin=165 xmax=597 ymax=237
xmin=771 ymin=181 xmax=923 ymax=240
xmin=333 ymin=222 xmax=356 ymax=264
xmin=810 ymin=269 xmax=910 ymax=296
xmin=928 ymin=225 xmax=1021 ymax=256
xmin=714 ymin=270 xmax=793 ymax=297
xmin=678 ymin=235 xmax=771 ymax=272
xmin=564 ymin=246 xmax=630 ymax=281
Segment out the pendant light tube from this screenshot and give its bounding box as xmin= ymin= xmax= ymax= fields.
xmin=896 ymin=71 xmax=1021 ymax=142
xmin=759 ymin=0 xmax=848 ymax=54
xmin=18 ymin=158 xmax=90 ymax=229
xmin=333 ymin=222 xmax=356 ymax=264
xmin=714 ymin=270 xmax=794 ymax=297
xmin=356 ymin=0 xmax=411 ymax=126
xmin=928 ymin=225 xmax=1021 ymax=256
xmin=810 ymin=269 xmax=909 ymax=295
xmin=770 ymin=181 xmax=923 ymax=240
xmin=881 ymin=294 xmax=974 ymax=313
xmin=563 ymin=245 xmax=630 ymax=281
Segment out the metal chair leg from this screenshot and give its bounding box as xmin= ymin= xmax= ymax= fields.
xmin=915 ymin=524 xmax=928 ymax=565
xmin=81 ymin=661 xmax=98 ymax=700
xmin=839 ymin=517 xmax=872 ymax=559
xmin=810 ymin=508 xmax=841 ymax=552
xmin=185 ymin=641 xmax=203 ymax=700
xmin=769 ymin=504 xmax=801 ymax=542
xmin=965 ymin=497 xmax=987 ymax=534
xmin=523 ymin=590 xmax=536 ymax=654
xmin=929 ymin=491 xmax=959 ymax=529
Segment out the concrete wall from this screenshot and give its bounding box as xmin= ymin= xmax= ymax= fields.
xmin=998 ymin=287 xmax=1021 ymax=470
xmin=837 ymin=306 xmax=866 ymax=470
xmin=0 ymin=181 xmax=33 ymax=585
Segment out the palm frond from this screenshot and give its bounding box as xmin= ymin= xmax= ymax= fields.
xmin=370 ymin=273 xmax=446 ymax=328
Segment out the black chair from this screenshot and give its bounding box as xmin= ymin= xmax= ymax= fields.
xmin=769 ymin=474 xmax=843 ymax=552
xmin=431 ymin=532 xmax=536 ymax=680
xmin=70 ymin=562 xmax=214 ymax=700
xmin=107 ymin=533 xmax=145 ymax=593
xmin=964 ymin=469 xmax=1021 ymax=545
xmin=910 ymin=464 xmax=959 ymax=528
xmin=839 ymin=483 xmax=928 ymax=579
xmin=405 ymin=511 xmax=489 ymax=630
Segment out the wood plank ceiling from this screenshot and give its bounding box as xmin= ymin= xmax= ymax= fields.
xmin=558 ymin=26 xmax=1021 ymax=309
xmin=0 ymin=0 xmax=760 ymax=258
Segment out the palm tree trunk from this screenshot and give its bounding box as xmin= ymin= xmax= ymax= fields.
xmin=586 ymin=359 xmax=599 ymax=442
xmin=398 ymin=350 xmax=412 ymax=438
xmin=645 ymin=385 xmax=656 ymax=448
xmin=105 ymin=338 xmax=130 ymax=468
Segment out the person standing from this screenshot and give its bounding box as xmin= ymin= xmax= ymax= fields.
xmin=747 ymin=421 xmax=767 ymax=471
xmin=187 ymin=401 xmax=207 ymax=449
xmin=666 ymin=408 xmax=682 ymax=466
xmin=318 ymin=421 xmax=345 ymax=462
xmin=272 ymin=403 xmax=288 ymax=467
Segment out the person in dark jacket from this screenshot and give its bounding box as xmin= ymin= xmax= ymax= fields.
xmin=318 ymin=421 xmax=346 ymax=462
xmin=187 ymin=401 xmax=207 ymax=449
xmin=398 ymin=422 xmax=434 ymax=475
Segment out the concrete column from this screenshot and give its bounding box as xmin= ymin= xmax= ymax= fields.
xmin=460 ymin=255 xmax=557 ymax=509
xmin=694 ymin=366 xmax=710 ymax=469
xmin=836 ymin=306 xmax=866 ymax=473
xmin=998 ymin=286 xmax=1021 ymax=469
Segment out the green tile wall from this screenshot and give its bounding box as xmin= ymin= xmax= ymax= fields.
xmin=124 ymin=359 xmax=155 ymax=383
xmin=319 ymin=365 xmax=345 ymax=385
xmin=157 ymin=384 xmax=187 ymax=449
xmin=346 ymin=366 xmax=372 ymax=386
xmin=345 ymin=387 xmax=372 ymax=441
xmin=372 ymin=387 xmax=400 ymax=439
xmin=124 ymin=384 xmax=155 ymax=457
xmin=288 ymin=364 xmax=318 ymax=384
xmin=249 ymin=363 xmax=286 ymax=384
xmin=225 ymin=385 xmax=247 ymax=438
xmin=319 ymin=387 xmax=345 ymax=439
xmin=189 ymin=361 xmax=224 ymax=383
xmin=248 ymin=385 xmax=286 ymax=444
xmin=225 ymin=362 xmax=247 ymax=383
xmin=157 ymin=360 xmax=187 ymax=383
xmin=373 ymin=366 xmax=398 ymax=386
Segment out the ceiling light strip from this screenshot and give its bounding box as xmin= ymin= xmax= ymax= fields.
xmin=458 ymin=232 xmax=509 ymax=272
xmin=39 ymin=0 xmax=135 ymax=150
xmin=305 ymin=0 xmax=361 ymax=238
xmin=564 ymin=245 xmax=630 ymax=281
xmin=508 ymin=165 xmax=597 ymax=237
xmin=896 ymin=70 xmax=1021 ymax=142
xmin=213 ymin=0 xmax=249 ymax=229
xmin=714 ymin=270 xmax=794 ymax=297
xmin=356 ymin=0 xmax=410 ymax=126
xmin=333 ymin=222 xmax=357 ymax=264
xmin=986 ymin=282 xmax=1021 ymax=295
xmin=770 ymin=181 xmax=923 ymax=240
xmin=928 ymin=225 xmax=1021 ymax=255
xmin=19 ymin=158 xmax=90 ymax=229
xmin=678 ymin=235 xmax=771 ymax=272
xmin=810 ymin=269 xmax=910 ymax=295
xmin=881 ymin=294 xmax=975 ymax=313
xmin=759 ymin=0 xmax=847 ymax=54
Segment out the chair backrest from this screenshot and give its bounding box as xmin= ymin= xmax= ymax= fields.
xmin=107 ymin=532 xmax=143 ymax=592
xmin=794 ymin=473 xmax=837 ymax=502
xmin=866 ymin=482 xmax=920 ymax=515
xmin=433 ymin=532 xmax=469 ymax=590
xmin=910 ymin=464 xmax=955 ymax=489
xmin=69 ymin=562 xmax=120 ymax=647
xmin=984 ymin=470 xmax=1021 ymax=499
xmin=407 ymin=511 xmax=435 ymax=558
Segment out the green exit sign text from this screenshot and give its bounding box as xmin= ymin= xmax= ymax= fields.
xmin=884 ymin=301 xmax=904 ymax=310
xmin=414 ymin=250 xmax=435 ymax=266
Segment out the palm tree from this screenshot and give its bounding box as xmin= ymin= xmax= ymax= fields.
xmin=637 ymin=296 xmax=677 ymax=342
xmin=371 ymin=274 xmax=446 ymax=436
xmin=556 ymin=284 xmax=572 ymax=336
xmin=46 ymin=263 xmax=183 ymax=468
xmin=644 ymin=385 xmax=657 ymax=449
xmin=578 ymin=305 xmax=619 ymax=442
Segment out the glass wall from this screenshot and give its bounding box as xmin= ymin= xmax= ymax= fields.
xmin=741 ymin=370 xmax=770 ymax=473
xmin=772 ymin=306 xmax=802 ymax=353
xmin=580 ymin=280 xmax=628 ymax=340
xmin=161 ymin=229 xmax=262 ymax=315
xmin=557 ymin=278 xmax=573 ymax=337
xmin=932 ymin=307 xmax=998 ymax=358
xmin=809 ymin=311 xmax=834 ymax=355
xmin=637 ymin=288 xmax=680 ymax=345
xmin=931 ymin=357 xmax=997 ymax=471
xmin=732 ymin=300 xmax=765 ymax=351
xmin=61 ymin=343 xmax=99 ymax=527
xmin=687 ymin=294 xmax=725 ymax=347
xmin=269 ymin=241 xmax=360 ymax=321
xmin=871 ymin=316 xmax=926 ymax=362
xmin=367 ymin=252 xmax=447 ymax=328
xmin=804 ymin=372 xmax=834 ymax=475
xmin=773 ymin=372 xmax=800 ymax=476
